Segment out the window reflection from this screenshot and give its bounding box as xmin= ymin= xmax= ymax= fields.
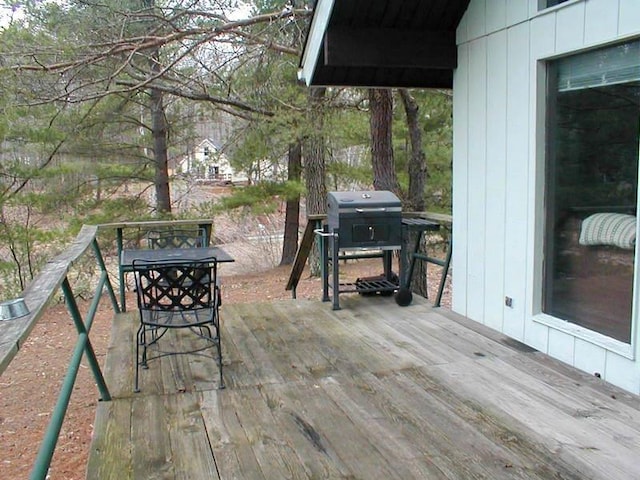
xmin=543 ymin=0 xmax=570 ymax=8
xmin=544 ymin=42 xmax=640 ymax=343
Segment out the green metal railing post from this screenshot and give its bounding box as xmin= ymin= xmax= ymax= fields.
xmin=62 ymin=278 xmax=111 ymax=401
xmin=434 ymin=234 xmax=452 ymax=308
xmin=199 ymin=222 xmax=212 ymax=246
xmin=30 ymin=278 xmax=112 ymax=480
xmin=92 ymin=238 xmax=121 ymax=314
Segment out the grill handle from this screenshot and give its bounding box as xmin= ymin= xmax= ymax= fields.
xmin=355 ymin=207 xmax=387 ymax=213
xmin=314 ymin=228 xmax=337 ymax=238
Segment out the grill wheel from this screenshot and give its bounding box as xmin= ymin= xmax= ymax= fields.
xmin=395 ymin=288 xmax=413 ymax=306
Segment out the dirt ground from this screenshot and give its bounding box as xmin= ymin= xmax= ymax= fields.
xmin=0 ymin=258 xmax=451 ymax=479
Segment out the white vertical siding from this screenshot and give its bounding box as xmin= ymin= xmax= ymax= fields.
xmin=527 ymin=0 xmax=541 ymax=18
xmin=457 ymin=7 xmax=470 ymax=44
xmin=502 ymin=22 xmax=530 ymax=342
xmin=466 ymin=37 xmax=488 ymax=322
xmin=483 ymin=30 xmax=508 ymax=332
xmin=548 ymin=328 xmax=576 ymax=366
xmin=485 ymin=0 xmax=507 ymax=34
xmin=524 ymin=12 xmax=555 ymax=352
xmin=584 ymin=0 xmax=620 ymax=44
xmin=605 ymin=352 xmax=640 ymax=393
xmin=555 ymin=1 xmax=585 ymax=52
xmin=466 ymin=0 xmax=487 ymax=40
xmin=529 ymin=13 xmax=557 ymax=60
xmin=452 ymin=43 xmax=470 ymax=316
xmin=574 ymin=339 xmax=606 ymax=377
xmin=506 ymin=0 xmax=529 ymax=25
xmin=454 ymin=0 xmax=640 ymax=394
xmin=619 ymin=0 xmax=640 ymax=36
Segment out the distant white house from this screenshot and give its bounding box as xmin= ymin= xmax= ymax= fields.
xmin=175 ymin=139 xmax=248 ymax=184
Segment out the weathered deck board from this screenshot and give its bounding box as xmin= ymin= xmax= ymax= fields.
xmin=199 ymin=389 xmax=266 ymax=479
xmin=88 ymin=295 xmax=640 ymax=479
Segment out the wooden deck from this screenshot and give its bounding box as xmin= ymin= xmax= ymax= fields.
xmin=87 ymin=295 xmax=640 ymax=479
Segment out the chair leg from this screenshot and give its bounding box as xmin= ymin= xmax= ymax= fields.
xmin=135 ymin=324 xmax=150 ymax=393
xmin=139 ymin=327 xmax=149 ymax=368
xmin=215 ymin=314 xmax=224 ymax=389
xmin=135 ymin=325 xmax=143 ymax=393
xmin=135 ymin=314 xmax=225 ymax=391
xmin=217 ymin=337 xmax=224 ymax=389
xmin=199 ymin=325 xmax=213 ymax=338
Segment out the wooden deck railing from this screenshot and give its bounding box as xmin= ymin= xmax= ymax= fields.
xmin=285 ymin=214 xmax=326 ymax=297
xmin=0 ymin=225 xmax=120 ymax=479
xmin=0 ymin=219 xmax=214 ymax=479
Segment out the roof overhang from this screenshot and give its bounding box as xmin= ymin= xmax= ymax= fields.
xmin=298 ymin=0 xmax=470 ymax=89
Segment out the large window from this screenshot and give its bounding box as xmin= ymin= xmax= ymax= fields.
xmin=544 ymin=40 xmax=640 ymax=343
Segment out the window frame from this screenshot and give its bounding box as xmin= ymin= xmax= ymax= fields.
xmin=533 ymin=40 xmax=640 ymax=358
xmin=537 ymin=0 xmax=577 ymax=12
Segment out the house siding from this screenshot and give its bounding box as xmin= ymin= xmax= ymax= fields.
xmin=453 ymin=0 xmax=640 ymax=394
xmin=484 ymin=29 xmax=508 ymax=334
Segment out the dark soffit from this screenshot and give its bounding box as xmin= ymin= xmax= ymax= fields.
xmin=299 ymin=0 xmax=471 ymax=89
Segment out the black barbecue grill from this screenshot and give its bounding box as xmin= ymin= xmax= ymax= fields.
xmin=318 ymin=191 xmax=396 ymax=309
xmin=317 ymin=190 xmax=445 ymax=310
xmin=327 ymin=191 xmax=402 ymax=249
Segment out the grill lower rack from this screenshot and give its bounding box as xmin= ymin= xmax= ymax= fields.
xmin=338 ymin=273 xmax=400 ymax=296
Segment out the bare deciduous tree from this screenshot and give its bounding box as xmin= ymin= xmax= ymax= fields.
xmin=1 ymin=1 xmax=311 ymax=213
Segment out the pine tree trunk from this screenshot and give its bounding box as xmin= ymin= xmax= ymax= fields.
xmin=150 ymin=86 xmax=171 ymax=214
xmin=399 ymin=89 xmax=426 ymax=211
xmin=144 ymin=0 xmax=171 ymax=214
xmin=305 ymin=88 xmax=327 ymax=276
xmin=280 ymin=141 xmax=302 ymax=265
xmin=400 ymin=89 xmax=428 ymax=297
xmin=369 ymin=88 xmax=400 ymax=194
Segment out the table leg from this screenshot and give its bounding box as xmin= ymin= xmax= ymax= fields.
xmin=331 ymin=232 xmax=340 ymax=310
xmin=117 ymin=228 xmax=127 ymax=312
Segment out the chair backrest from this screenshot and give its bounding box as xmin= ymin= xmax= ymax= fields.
xmin=132 ymin=258 xmax=218 ymax=312
xmin=146 ymin=228 xmax=207 ymax=249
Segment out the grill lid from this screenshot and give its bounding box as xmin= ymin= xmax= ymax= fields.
xmin=328 ymin=191 xmax=401 ymax=211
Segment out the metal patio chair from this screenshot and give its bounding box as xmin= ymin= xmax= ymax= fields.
xmin=146 ymin=228 xmax=207 ymax=249
xmin=131 ymin=257 xmax=224 ymax=392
